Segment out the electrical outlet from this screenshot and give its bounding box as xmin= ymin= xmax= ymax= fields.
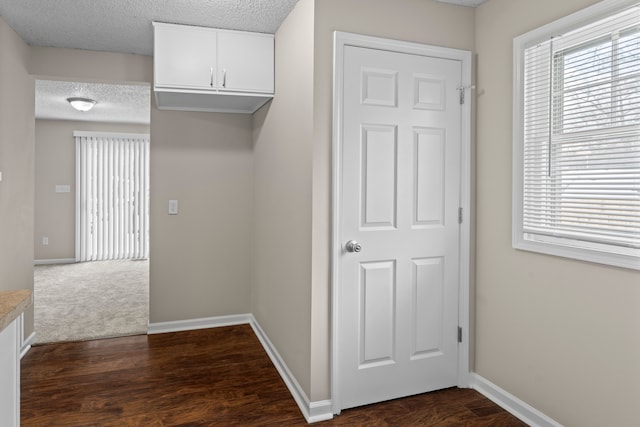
xmin=42 ymin=236 xmax=49 ymax=246
xmin=55 ymin=184 xmax=71 ymax=193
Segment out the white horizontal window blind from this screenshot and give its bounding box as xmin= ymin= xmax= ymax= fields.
xmin=75 ymin=132 xmax=150 ymax=262
xmin=515 ymin=0 xmax=640 ymax=269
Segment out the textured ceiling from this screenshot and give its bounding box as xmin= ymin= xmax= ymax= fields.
xmin=36 ymin=80 xmax=150 ymax=125
xmin=0 ymin=0 xmax=300 ymax=56
xmin=3 ymin=0 xmax=298 ymax=123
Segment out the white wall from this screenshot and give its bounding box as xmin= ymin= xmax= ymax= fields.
xmin=475 ymin=1 xmax=640 ymax=425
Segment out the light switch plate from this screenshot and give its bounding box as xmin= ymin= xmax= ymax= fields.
xmin=168 ymin=199 xmax=178 ymax=215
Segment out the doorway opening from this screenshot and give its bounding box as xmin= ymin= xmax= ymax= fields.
xmin=33 ymin=79 xmax=151 ymax=344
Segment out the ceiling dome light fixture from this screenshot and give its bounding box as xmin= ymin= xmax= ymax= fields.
xmin=67 ymin=97 xmax=97 ymax=112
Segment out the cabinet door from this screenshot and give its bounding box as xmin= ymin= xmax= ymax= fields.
xmin=154 ymin=24 xmax=217 ymax=90
xmin=217 ymin=31 xmax=274 ymax=94
xmin=0 ymin=320 xmax=18 ymax=427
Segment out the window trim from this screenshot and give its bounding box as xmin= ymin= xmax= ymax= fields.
xmin=513 ymin=0 xmax=640 ymax=270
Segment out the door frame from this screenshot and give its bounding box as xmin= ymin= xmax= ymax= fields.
xmin=331 ymin=31 xmax=473 ymax=414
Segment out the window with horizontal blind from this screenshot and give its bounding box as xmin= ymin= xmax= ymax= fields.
xmin=513 ymin=0 xmax=640 ymax=270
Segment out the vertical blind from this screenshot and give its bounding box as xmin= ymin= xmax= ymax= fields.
xmin=522 ymin=4 xmax=640 ymax=252
xmin=75 ymin=132 xmax=150 ymax=262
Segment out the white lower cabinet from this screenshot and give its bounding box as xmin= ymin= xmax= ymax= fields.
xmin=0 ymin=318 xmax=20 ymax=427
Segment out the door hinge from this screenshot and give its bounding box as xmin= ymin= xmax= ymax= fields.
xmin=458 ymin=326 xmax=463 ymax=343
xmin=458 ymin=207 xmax=463 ymax=224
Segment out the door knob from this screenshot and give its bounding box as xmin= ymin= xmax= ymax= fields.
xmin=345 ymin=240 xmax=362 ymax=253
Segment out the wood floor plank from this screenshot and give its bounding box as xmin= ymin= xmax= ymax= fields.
xmin=21 ymin=325 xmax=527 ymax=426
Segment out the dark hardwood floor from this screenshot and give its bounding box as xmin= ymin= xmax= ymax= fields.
xmin=21 ymin=325 xmax=526 ymax=426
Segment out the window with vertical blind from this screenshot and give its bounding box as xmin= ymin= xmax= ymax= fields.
xmin=75 ymin=131 xmax=150 ymax=262
xmin=513 ymin=0 xmax=640 ymax=270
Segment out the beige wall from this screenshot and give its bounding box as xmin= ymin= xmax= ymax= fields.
xmin=30 ymin=46 xmax=152 ymax=84
xmin=7 ymin=4 xmax=637 ymax=423
xmin=34 ymin=120 xmax=150 ymax=261
xmin=252 ymin=0 xmax=477 ymax=403
xmin=251 ymin=0 xmax=315 ymax=397
xmin=30 ymin=47 xmax=255 ymax=324
xmin=8 ymin=5 xmax=477 ymax=406
xmin=475 ymin=1 xmax=640 ymax=426
xmin=0 ymin=17 xmax=36 ymax=335
xmin=150 ymin=107 xmax=253 ymax=322
xmin=309 ymin=0 xmax=477 ymax=401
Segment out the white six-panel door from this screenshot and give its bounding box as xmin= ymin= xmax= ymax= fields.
xmin=336 ymin=43 xmax=464 ymax=410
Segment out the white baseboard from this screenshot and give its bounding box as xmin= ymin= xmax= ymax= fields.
xmin=147 ymin=314 xmax=252 ymax=334
xmin=469 ymin=373 xmax=563 ymax=427
xmin=18 ymin=312 xmax=35 ymax=359
xmin=147 ymin=313 xmax=333 ymax=423
xmin=34 ymin=258 xmax=76 ymax=265
xmin=20 ymin=331 xmax=36 ymax=359
xmin=249 ymin=317 xmax=333 ymax=423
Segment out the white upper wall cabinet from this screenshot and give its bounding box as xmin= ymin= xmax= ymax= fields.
xmin=217 ymin=31 xmax=274 ymax=93
xmin=154 ymin=24 xmax=218 ymax=90
xmin=152 ymin=22 xmax=274 ymax=114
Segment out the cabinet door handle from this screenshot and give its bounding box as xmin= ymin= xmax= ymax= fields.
xmin=222 ymin=69 xmax=227 ymax=88
xmin=210 ymin=67 xmax=214 ymax=87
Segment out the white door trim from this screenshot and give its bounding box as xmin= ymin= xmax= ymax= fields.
xmin=331 ymin=31 xmax=472 ymax=414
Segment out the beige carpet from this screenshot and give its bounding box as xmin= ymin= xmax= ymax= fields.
xmin=34 ymin=260 xmax=149 ymax=344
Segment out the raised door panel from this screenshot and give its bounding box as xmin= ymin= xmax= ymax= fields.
xmin=361 ymin=125 xmax=397 ymax=229
xmin=413 ymin=128 xmax=445 ymax=227
xmin=339 ymin=44 xmax=462 ymax=410
xmin=154 ymin=23 xmax=217 ymax=90
xmin=217 ymin=31 xmax=274 ymax=94
xmin=360 ymin=261 xmax=396 ymax=367
xmin=411 ymin=257 xmax=444 ymax=358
